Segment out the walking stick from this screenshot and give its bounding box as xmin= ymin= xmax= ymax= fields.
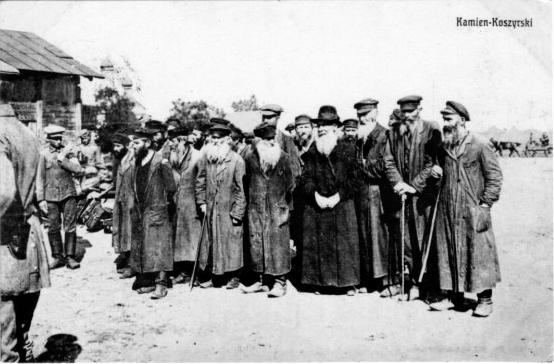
xmin=418 ymin=190 xmax=441 ymax=284
xmin=189 ymin=211 xmax=208 ymax=292
xmin=400 ymin=193 xmax=406 ymax=301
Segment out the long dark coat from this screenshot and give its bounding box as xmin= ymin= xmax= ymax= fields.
xmin=383 ymin=119 xmax=442 ymax=279
xmin=173 ymin=147 xmax=202 ymax=262
xmin=245 ymin=146 xmax=294 ymax=276
xmin=112 ymin=152 xmax=134 ymax=254
xmin=129 ymin=152 xmax=176 ymax=273
xmin=195 ymin=150 xmax=246 ymax=275
xmin=354 ymin=124 xmax=395 ymax=282
xmin=436 ymin=133 xmax=502 ymax=293
xmin=301 ymin=140 xmax=363 ymax=288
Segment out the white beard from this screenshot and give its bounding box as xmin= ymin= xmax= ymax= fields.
xmin=357 ymin=121 xmax=375 ymax=141
xmin=316 ymin=131 xmax=338 ymax=157
xmin=205 ymin=141 xmax=230 ymax=163
xmin=256 ymin=140 xmax=281 ymax=173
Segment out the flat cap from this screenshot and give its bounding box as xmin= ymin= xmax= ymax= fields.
xmin=79 ymin=129 xmax=91 ymax=138
xmin=131 ymin=127 xmax=157 ymax=139
xmin=260 ymin=104 xmax=284 ymax=117
xmin=397 ymin=95 xmax=423 ymax=112
xmin=343 ymin=118 xmax=359 ymax=129
xmin=209 ymin=123 xmax=232 ymax=137
xmin=210 ymin=117 xmax=231 ymax=126
xmin=254 ymin=122 xmax=277 ymax=140
xmin=145 ymin=120 xmax=167 ymax=132
xmin=294 ymin=114 xmax=312 ymax=127
xmin=440 ymin=100 xmax=470 ymax=121
xmin=43 ymin=124 xmax=66 ymax=137
xmin=168 ymin=125 xmax=191 ymax=138
xmin=353 ymin=98 xmax=379 ymax=114
xmin=388 ymin=108 xmax=405 ymax=126
xmin=312 ymin=105 xmax=341 ymax=127
xmin=285 ymin=123 xmax=295 ymax=132
xmin=111 ymin=133 xmax=130 ymax=146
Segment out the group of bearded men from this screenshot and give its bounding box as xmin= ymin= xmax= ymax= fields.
xmin=108 ymin=95 xmax=502 ymax=318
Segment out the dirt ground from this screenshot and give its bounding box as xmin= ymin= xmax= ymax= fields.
xmin=29 ymin=157 xmax=552 ymax=362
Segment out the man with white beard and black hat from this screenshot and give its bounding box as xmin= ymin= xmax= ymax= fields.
xmin=300 ymin=105 xmax=363 ymax=295
xmin=429 ymin=101 xmax=502 ymax=317
xmin=195 ymin=124 xmax=246 ymax=289
xmin=242 ymin=122 xmax=294 ymax=297
xmin=352 ymin=98 xmax=396 ymax=295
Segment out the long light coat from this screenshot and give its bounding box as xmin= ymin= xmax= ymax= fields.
xmin=435 ymin=132 xmax=502 ymax=293
xmin=112 ymin=151 xmax=135 ymax=254
xmin=195 ymin=150 xmax=246 ymax=275
xmin=245 ymin=146 xmax=294 ymax=276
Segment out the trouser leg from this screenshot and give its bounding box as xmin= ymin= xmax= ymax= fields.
xmin=61 ymin=197 xmax=78 ymax=235
xmin=0 ymin=296 xmax=18 ymax=362
xmin=14 ymin=293 xmax=39 ymax=362
xmin=477 ymin=289 xmax=493 ymax=300
xmin=47 ymin=202 xmax=63 ymax=259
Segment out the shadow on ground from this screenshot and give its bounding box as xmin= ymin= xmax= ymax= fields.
xmin=35 ymin=334 xmax=82 ymax=363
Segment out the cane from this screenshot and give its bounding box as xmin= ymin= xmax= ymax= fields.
xmin=189 ymin=211 xmax=208 ymax=292
xmin=400 ymin=193 xmax=407 ymax=301
xmin=418 ymin=191 xmax=440 ymax=284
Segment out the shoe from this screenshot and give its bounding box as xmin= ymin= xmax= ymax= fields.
xmin=408 ymin=285 xmax=420 ymax=301
xmin=136 ymin=286 xmax=155 ymax=294
xmin=66 ymin=256 xmax=80 ymax=270
xmin=171 ymin=272 xmax=191 ymax=285
xmin=119 ymin=268 xmax=135 ymax=279
xmin=346 ymin=287 xmax=357 ymax=296
xmin=358 ymin=287 xmax=368 ymax=294
xmin=473 ymin=299 xmax=493 ymax=317
xmin=241 ymin=281 xmax=269 ymax=294
xmin=49 ymin=256 xmax=66 ymax=270
xmin=226 ymin=277 xmax=240 ymax=289
xmin=151 ymin=284 xmax=168 ymax=300
xmin=429 ymin=298 xmax=454 ymax=311
xmin=379 ymin=284 xmax=401 ymax=298
xmin=199 ymin=280 xmax=213 ymax=289
xmin=267 ymin=280 xmax=287 ymax=298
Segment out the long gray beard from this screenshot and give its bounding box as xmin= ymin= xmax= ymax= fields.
xmin=316 ymin=131 xmax=338 ymax=156
xmin=256 ymin=140 xmax=281 ymax=173
xmin=357 ymin=122 xmax=375 ymax=141
xmin=205 ymin=141 xmax=230 ymax=163
xmin=170 ymin=142 xmax=188 ymax=168
xmin=443 ymin=126 xmax=461 ymax=149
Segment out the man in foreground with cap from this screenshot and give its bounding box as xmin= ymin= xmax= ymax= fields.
xmin=37 ymin=124 xmax=84 ymax=270
xmin=352 ymin=98 xmax=394 ymax=295
xmin=111 ymin=132 xmax=135 ymax=278
xmin=128 ymin=128 xmax=176 ymax=299
xmin=260 ymin=104 xmax=302 ymax=181
xmin=242 ymin=122 xmax=294 ymax=297
xmin=0 ymin=94 xmax=51 ymax=362
xmin=195 ymin=124 xmax=246 ymax=289
xmin=383 ymin=95 xmax=443 ymax=300
xmin=300 ymin=106 xmax=362 ymax=295
xmin=429 ymin=101 xmax=502 ymax=317
xmin=170 ymin=126 xmax=203 ymax=285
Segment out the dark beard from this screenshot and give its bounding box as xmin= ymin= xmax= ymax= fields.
xmin=136 ymin=147 xmax=148 ymax=164
xmin=113 ymin=148 xmax=127 ymax=159
xmin=153 ymin=139 xmax=166 ymax=151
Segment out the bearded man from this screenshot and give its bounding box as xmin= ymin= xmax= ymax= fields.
xmin=145 ymin=120 xmax=171 ymax=158
xmin=300 ymin=106 xmax=362 ymax=295
xmin=170 ymin=126 xmax=203 ymax=285
xmin=352 ymin=98 xmax=396 ymax=295
xmin=342 ymin=118 xmax=358 ymax=139
xmin=428 ymin=101 xmax=502 ymax=317
xmin=383 ymin=95 xmax=443 ymax=300
xmin=129 ymin=128 xmax=176 ymax=299
xmin=195 ymin=124 xmax=246 ymax=289
xmin=111 ymin=133 xmax=135 ymax=278
xmin=242 ymin=122 xmax=294 ymax=297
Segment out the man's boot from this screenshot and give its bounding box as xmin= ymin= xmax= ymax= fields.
xmin=48 ymin=231 xmax=65 ymax=269
xmin=268 ymin=278 xmax=287 ymax=298
xmin=151 ymin=272 xmax=168 ymax=300
xmin=64 ymin=232 xmax=80 ymax=269
xmin=473 ymin=290 xmax=493 ymax=317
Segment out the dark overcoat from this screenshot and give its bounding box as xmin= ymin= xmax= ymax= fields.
xmin=300 ymin=140 xmax=363 ymax=288
xmin=245 ymin=146 xmax=294 ymax=276
xmin=112 ymin=152 xmax=134 ymax=254
xmin=436 ymin=133 xmax=502 ymax=293
xmin=354 ymin=124 xmax=395 ymax=282
xmin=174 ymin=147 xmax=202 ymax=262
xmin=195 ymin=150 xmax=246 ymax=275
xmin=383 ymin=119 xmax=442 ymax=277
xmin=129 ymin=152 xmax=176 ymax=273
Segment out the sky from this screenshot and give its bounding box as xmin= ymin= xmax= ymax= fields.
xmin=0 ymin=0 xmax=551 ymax=131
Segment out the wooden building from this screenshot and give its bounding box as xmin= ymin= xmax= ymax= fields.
xmin=0 ymin=29 xmax=103 ymax=137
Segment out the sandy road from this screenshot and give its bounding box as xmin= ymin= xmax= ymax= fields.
xmin=29 ymin=157 xmax=552 ymax=362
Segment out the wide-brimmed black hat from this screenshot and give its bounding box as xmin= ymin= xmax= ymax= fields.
xmin=168 ymin=125 xmax=192 ymax=138
xmin=312 ymin=105 xmax=341 ymax=126
xmin=145 ymin=120 xmax=167 ymax=132
xmin=131 ymin=127 xmax=156 ymax=139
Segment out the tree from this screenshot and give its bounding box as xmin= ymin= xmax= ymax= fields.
xmin=168 ymin=99 xmax=226 ymax=130
xmin=94 ymin=86 xmax=137 ymax=130
xmin=231 ymin=95 xmax=260 ymax=112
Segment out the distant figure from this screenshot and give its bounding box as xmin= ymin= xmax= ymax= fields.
xmin=540 ymin=133 xmax=550 ymax=147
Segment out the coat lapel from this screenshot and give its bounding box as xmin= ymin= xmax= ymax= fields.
xmin=409 ymin=119 xmax=424 ymax=170
xmin=144 ymin=152 xmax=162 ymax=197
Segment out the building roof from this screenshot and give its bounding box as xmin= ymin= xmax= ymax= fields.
xmin=0 ymin=29 xmax=103 ymax=79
